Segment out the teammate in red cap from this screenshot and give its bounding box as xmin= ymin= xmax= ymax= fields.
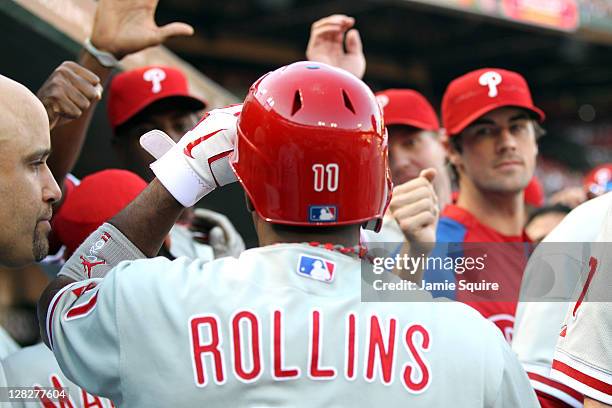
xmin=39 ymin=0 xmax=245 ymax=265
xmin=108 ymin=65 xmax=206 ymax=181
xmin=375 ymin=89 xmax=451 ymax=209
xmin=105 ymin=65 xmax=244 ymax=260
xmin=436 ymin=67 xmax=545 ymax=337
xmin=52 ymin=169 xmax=148 ymax=257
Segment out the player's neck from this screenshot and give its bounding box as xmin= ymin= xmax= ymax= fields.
xmin=456 ymin=178 xmax=526 ymax=236
xmin=256 ymin=221 xmax=361 ymax=248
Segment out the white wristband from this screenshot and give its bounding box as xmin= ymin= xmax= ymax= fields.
xmin=84 ymin=38 xmax=120 ymax=68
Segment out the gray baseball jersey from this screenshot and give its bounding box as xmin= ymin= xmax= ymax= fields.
xmin=551 ymin=195 xmax=612 ymax=405
xmin=2 ymin=343 xmax=114 ymax=407
xmin=47 ymin=244 xmax=537 ymax=407
xmin=513 ymin=192 xmax=612 ymax=407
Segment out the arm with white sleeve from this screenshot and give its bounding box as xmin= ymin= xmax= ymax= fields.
xmin=37 ymin=105 xmax=242 ymax=396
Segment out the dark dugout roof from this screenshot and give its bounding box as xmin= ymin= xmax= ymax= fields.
xmin=157 ymin=0 xmax=612 ymax=123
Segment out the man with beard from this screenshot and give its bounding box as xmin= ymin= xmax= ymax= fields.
xmin=0 ymin=77 xmax=62 ymax=267
xmin=0 ymin=75 xmax=62 ymax=360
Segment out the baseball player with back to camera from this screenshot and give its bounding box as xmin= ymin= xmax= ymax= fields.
xmin=512 ymin=191 xmax=612 ymax=408
xmin=39 ymin=61 xmax=537 ymax=407
xmin=550 ymin=192 xmax=612 ymax=408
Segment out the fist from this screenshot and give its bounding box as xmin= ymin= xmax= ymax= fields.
xmin=389 ymin=168 xmax=439 ymax=255
xmin=37 ymin=61 xmax=102 ymax=129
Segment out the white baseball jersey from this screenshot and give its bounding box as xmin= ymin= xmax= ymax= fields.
xmin=551 ymin=195 xmax=612 ymax=404
xmin=2 ymin=343 xmax=114 ymax=407
xmin=0 ymin=326 xmax=18 ymax=359
xmin=513 ymin=193 xmax=612 ymax=407
xmin=47 ymin=244 xmax=537 ymax=407
xmin=168 ymin=224 xmax=214 ymax=261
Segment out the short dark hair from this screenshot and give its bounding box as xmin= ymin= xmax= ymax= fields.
xmin=448 ymin=134 xmax=463 ymax=183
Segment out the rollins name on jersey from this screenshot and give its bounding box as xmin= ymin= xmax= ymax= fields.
xmin=189 ymin=309 xmax=431 ymax=393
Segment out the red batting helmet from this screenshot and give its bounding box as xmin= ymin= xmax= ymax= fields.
xmin=232 ymin=61 xmax=391 ymax=231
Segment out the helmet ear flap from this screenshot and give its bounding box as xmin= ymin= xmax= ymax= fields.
xmin=364 ymin=168 xmax=393 ymax=232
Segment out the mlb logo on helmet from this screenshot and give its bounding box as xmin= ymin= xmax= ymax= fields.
xmin=309 ymin=205 xmax=337 ymax=222
xmin=297 ymin=254 xmax=335 ymax=283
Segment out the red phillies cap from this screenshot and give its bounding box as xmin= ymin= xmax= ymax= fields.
xmin=583 ymin=163 xmax=612 ymax=197
xmin=441 ymin=68 xmax=545 ymax=137
xmin=107 ymin=66 xmax=206 ymax=129
xmin=524 ymin=176 xmax=544 ymax=208
xmin=53 ymin=169 xmax=147 ymax=256
xmin=375 ymin=89 xmax=439 ymax=131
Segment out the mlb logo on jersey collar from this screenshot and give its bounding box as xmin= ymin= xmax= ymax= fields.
xmin=309 ymin=205 xmax=337 ymax=222
xmin=297 ymin=254 xmax=335 ymax=283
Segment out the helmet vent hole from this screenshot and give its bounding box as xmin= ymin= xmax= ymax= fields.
xmin=291 ymin=90 xmax=303 ymax=116
xmin=342 ymin=90 xmax=356 ymax=114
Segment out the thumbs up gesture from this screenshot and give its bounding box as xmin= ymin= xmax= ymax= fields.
xmin=389 ymin=168 xmax=439 ymax=256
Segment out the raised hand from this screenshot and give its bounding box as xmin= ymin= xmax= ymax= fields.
xmin=306 ymin=14 xmax=365 ymax=79
xmin=90 ymin=0 xmax=194 ymax=60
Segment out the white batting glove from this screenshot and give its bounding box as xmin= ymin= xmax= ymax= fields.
xmin=140 ymin=104 xmax=242 ymax=207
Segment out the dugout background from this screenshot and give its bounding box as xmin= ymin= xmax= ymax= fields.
xmin=1 ymin=0 xmax=611 ymax=248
